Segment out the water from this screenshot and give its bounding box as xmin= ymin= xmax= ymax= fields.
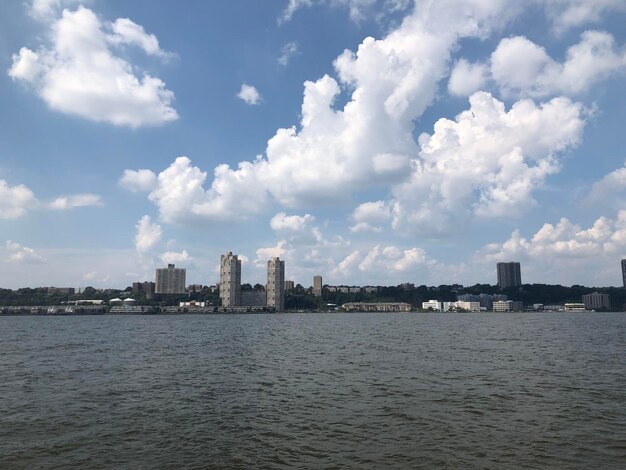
xmin=1 ymin=312 xmax=625 ymax=469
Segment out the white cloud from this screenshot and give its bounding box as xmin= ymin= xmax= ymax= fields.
xmin=9 ymin=6 xmax=177 ymax=127
xmin=540 ymin=0 xmax=626 ymax=34
xmin=237 ymin=83 xmax=262 ymax=105
xmin=279 ymin=0 xmax=391 ymax=24
xmin=119 ymin=169 xmax=158 ymax=192
xmin=587 ymin=160 xmax=626 ymax=209
xmin=390 ymin=91 xmax=585 ymax=236
xmin=255 ymin=241 xmax=290 ymax=265
xmin=108 ymin=18 xmax=171 ymax=58
xmin=270 ymin=212 xmax=315 ymax=232
xmin=28 ymin=0 xmax=80 ymax=21
xmin=331 ymin=250 xmax=361 ymax=278
xmin=490 ymin=32 xmax=626 ymax=98
xmin=135 ymin=215 xmax=162 ymax=254
xmin=448 ymin=59 xmax=488 ymax=96
xmin=0 ymin=179 xmax=38 ymax=220
xmin=5 ymin=240 xmax=46 ymax=263
xmin=350 ymin=200 xmax=390 ymax=233
xmin=477 ymin=211 xmax=626 ymax=284
xmin=358 ymin=245 xmax=430 ymax=273
xmin=48 ymin=193 xmax=102 ymax=210
xmin=161 ymin=249 xmax=193 ymax=265
xmin=278 ymin=42 xmax=299 ymax=66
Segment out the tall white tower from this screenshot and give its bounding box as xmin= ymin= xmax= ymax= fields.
xmin=267 ymin=257 xmax=285 ymax=312
xmin=220 ymin=252 xmax=241 ymax=307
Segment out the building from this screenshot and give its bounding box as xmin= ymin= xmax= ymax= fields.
xmin=220 ymin=252 xmax=241 ymax=307
xmin=349 ymin=286 xmax=362 ymax=293
xmin=342 ymin=302 xmax=411 ymax=312
xmin=400 ymin=283 xmax=415 ymax=290
xmin=364 ymin=286 xmax=380 ymax=294
xmin=422 ymin=300 xmax=442 ymax=311
xmin=188 ymin=284 xmax=204 ymax=293
xmin=313 ymin=275 xmax=322 ymax=297
xmin=284 ymin=280 xmax=295 ymax=291
xmin=267 ymin=257 xmax=285 ymax=312
xmin=132 ymin=281 xmax=155 ymax=299
xmin=564 ymin=303 xmax=586 ymax=312
xmin=443 ymin=301 xmax=481 ymax=312
xmin=155 ymin=264 xmax=186 ymax=294
xmin=622 ymin=259 xmax=626 ymax=288
xmin=241 ymin=290 xmax=267 ymax=307
xmin=582 ymin=292 xmax=611 ymax=310
xmin=493 ymin=300 xmax=524 ymax=312
xmin=497 ymin=262 xmax=522 ymax=290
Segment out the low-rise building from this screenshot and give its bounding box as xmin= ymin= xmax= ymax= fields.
xmin=493 ymin=300 xmax=524 ymax=312
xmin=422 ymin=300 xmax=442 ymax=311
xmin=564 ymin=302 xmax=586 ymax=312
xmin=342 ymin=302 xmax=411 ymax=312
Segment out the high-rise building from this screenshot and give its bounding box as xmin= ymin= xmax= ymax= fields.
xmin=622 ymin=259 xmax=626 ymax=288
xmin=155 ymin=264 xmax=186 ymax=294
xmin=267 ymin=257 xmax=285 ymax=312
xmin=313 ymin=275 xmax=322 ymax=297
xmin=284 ymin=280 xmax=295 ymax=291
xmin=497 ymin=262 xmax=522 ymax=290
xmin=220 ymin=252 xmax=241 ymax=307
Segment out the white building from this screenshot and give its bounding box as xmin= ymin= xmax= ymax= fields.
xmin=220 ymin=252 xmax=241 ymax=307
xmin=422 ymin=300 xmax=442 ymax=311
xmin=443 ymin=301 xmax=481 ymax=312
xmin=155 ymin=264 xmax=186 ymax=294
xmin=267 ymin=257 xmax=285 ymax=312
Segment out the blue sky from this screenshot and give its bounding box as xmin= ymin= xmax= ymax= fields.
xmin=1 ymin=0 xmax=626 ymax=289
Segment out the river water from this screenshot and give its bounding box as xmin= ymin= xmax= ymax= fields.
xmin=1 ymin=312 xmax=625 ymax=469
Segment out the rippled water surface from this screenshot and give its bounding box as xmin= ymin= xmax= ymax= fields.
xmin=1 ymin=312 xmax=625 ymax=469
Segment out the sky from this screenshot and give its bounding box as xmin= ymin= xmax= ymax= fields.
xmin=1 ymin=0 xmax=626 ymax=289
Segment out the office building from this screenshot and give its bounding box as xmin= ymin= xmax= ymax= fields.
xmin=313 ymin=275 xmax=322 ymax=297
xmin=220 ymin=252 xmax=241 ymax=307
xmin=267 ymin=257 xmax=285 ymax=312
xmin=497 ymin=262 xmax=522 ymax=290
xmin=284 ymin=280 xmax=295 ymax=291
xmin=622 ymin=259 xmax=626 ymax=288
xmin=155 ymin=264 xmax=186 ymax=294
xmin=582 ymin=292 xmax=611 ymax=310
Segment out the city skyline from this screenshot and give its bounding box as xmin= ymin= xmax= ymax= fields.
xmin=2 ymin=1 xmax=626 ymax=289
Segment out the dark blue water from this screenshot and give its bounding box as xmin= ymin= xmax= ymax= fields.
xmin=1 ymin=312 xmax=625 ymax=469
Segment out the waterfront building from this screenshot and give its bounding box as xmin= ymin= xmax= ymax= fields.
xmin=497 ymin=262 xmax=522 ymax=290
xmin=342 ymin=302 xmax=411 ymax=312
xmin=443 ymin=301 xmax=481 ymax=312
xmin=220 ymin=252 xmax=241 ymax=307
xmin=422 ymin=300 xmax=442 ymax=311
xmin=564 ymin=303 xmax=586 ymax=312
xmin=155 ymin=264 xmax=186 ymax=294
xmin=284 ymin=280 xmax=295 ymax=291
xmin=241 ymin=290 xmax=267 ymax=307
xmin=313 ymin=275 xmax=322 ymax=297
xmin=582 ymin=292 xmax=611 ymax=310
xmin=493 ymin=300 xmax=523 ymax=312
xmin=267 ymin=257 xmax=285 ymax=312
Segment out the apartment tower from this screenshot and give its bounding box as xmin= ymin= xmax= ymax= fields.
xmin=155 ymin=264 xmax=186 ymax=294
xmin=313 ymin=275 xmax=322 ymax=297
xmin=220 ymin=252 xmax=241 ymax=307
xmin=497 ymin=262 xmax=522 ymax=290
xmin=267 ymin=257 xmax=285 ymax=312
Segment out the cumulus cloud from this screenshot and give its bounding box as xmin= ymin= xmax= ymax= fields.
xmin=477 ymin=211 xmax=626 ymax=284
xmin=390 ymin=92 xmax=585 ymax=236
xmin=278 ymin=42 xmax=299 ymax=66
xmin=9 ymin=6 xmax=177 ymax=127
xmin=119 ymin=169 xmax=158 ymax=192
xmin=490 ymin=31 xmax=626 ymax=98
xmin=0 ymin=180 xmax=38 ymax=220
xmin=448 ymin=59 xmax=488 ymax=96
xmin=237 ymin=84 xmax=262 ymax=105
xmin=5 ymin=240 xmax=46 ymax=263
xmin=540 ymin=0 xmax=626 ymax=34
xmin=350 ymin=200 xmax=390 ymax=233
xmin=161 ymin=249 xmax=193 ymax=265
xmin=587 ymin=160 xmax=626 ymax=210
xmin=331 ymin=250 xmax=361 ymax=278
xmin=135 ymin=215 xmax=162 ymax=254
xmin=270 ymin=212 xmax=315 ymax=233
xmin=48 ymin=194 xmax=102 ymax=210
